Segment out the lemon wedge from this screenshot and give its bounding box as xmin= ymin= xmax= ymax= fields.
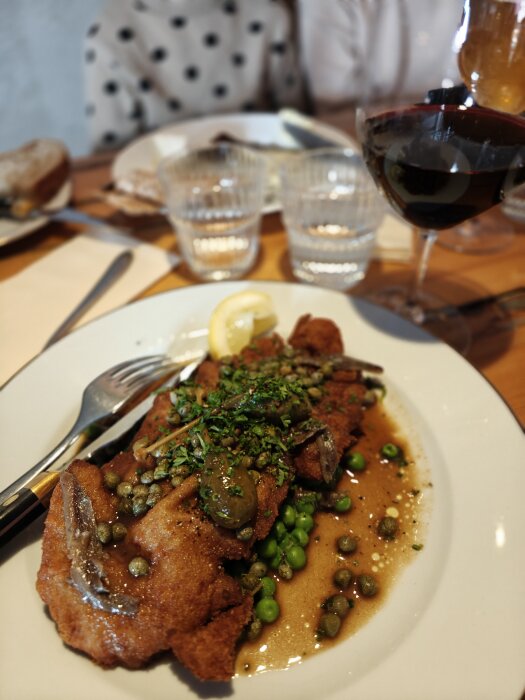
xmin=208 ymin=290 xmax=278 ymax=360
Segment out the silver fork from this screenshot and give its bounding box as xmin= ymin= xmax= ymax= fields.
xmin=0 ymin=354 xmax=181 ymax=516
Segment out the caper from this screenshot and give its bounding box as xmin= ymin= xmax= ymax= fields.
xmin=146 ymin=490 xmax=161 ymax=507
xmin=256 ymin=452 xmax=270 ymax=469
xmin=178 ymin=402 xmax=193 ymax=418
xmin=103 ymin=471 xmax=121 ymax=491
xmin=324 ymin=594 xmax=350 ymax=619
xmin=132 ymin=495 xmax=148 ymax=517
xmin=310 ymin=370 xmax=324 ymax=385
xmin=246 ymin=618 xmax=263 ymax=641
xmin=152 ymin=443 xmax=169 ymax=459
xmin=172 ymin=464 xmax=190 ymax=477
xmin=239 ymin=455 xmax=254 ymax=469
xmin=333 ymin=567 xmax=353 ymax=589
xmin=237 ymin=526 xmax=254 ymax=541
xmin=153 ymin=463 xmax=169 ymax=481
xmin=321 ymin=362 xmax=334 ymax=378
xmin=128 ymin=556 xmax=150 ymax=577
xmin=132 ymin=484 xmax=149 ymax=499
xmin=337 ymin=535 xmax=358 ymax=554
xmin=249 ymin=561 xmax=268 ymax=578
xmin=248 ymin=469 xmax=261 ymax=484
xmin=171 ymin=475 xmax=184 ymax=488
xmin=96 ymin=521 xmax=112 ymax=544
xmin=111 ymin=522 xmax=128 ymax=541
xmin=377 ymin=516 xmax=398 ymax=540
xmin=318 ymin=612 xmax=341 ymax=638
xmin=240 ymin=572 xmax=260 ymax=591
xmin=279 ymin=364 xmax=293 ymax=376
xmin=116 ymin=481 xmax=133 ymax=498
xmin=167 ymin=411 xmax=182 ymax=425
xmin=148 ymin=483 xmax=162 ymax=496
xmin=307 ymin=386 xmax=323 ymax=401
xmin=278 ymin=561 xmax=293 ymax=580
xmin=140 ymin=470 xmax=155 ymax=485
xmin=118 ymin=498 xmax=133 ymax=516
xmin=220 ymin=435 xmax=236 ymax=447
xmin=357 ymin=573 xmax=378 ymax=597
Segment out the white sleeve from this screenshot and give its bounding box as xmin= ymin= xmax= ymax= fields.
xmin=298 ymin=0 xmax=366 ymax=110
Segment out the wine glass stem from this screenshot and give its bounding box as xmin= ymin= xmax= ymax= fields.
xmin=409 ymin=228 xmax=438 ymax=304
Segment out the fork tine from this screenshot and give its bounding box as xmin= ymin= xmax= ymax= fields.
xmin=108 ymin=355 xmax=168 ymax=380
xmin=124 ymin=360 xmax=182 ymax=391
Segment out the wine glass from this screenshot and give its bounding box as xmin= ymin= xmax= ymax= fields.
xmin=438 ymin=0 xmax=525 ymax=254
xmin=355 ymin=0 xmax=525 ymax=352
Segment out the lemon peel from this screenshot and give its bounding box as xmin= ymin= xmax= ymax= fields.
xmin=208 ymin=290 xmax=277 ymax=360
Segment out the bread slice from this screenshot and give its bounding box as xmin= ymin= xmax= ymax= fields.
xmin=0 ymin=139 xmax=70 ymax=217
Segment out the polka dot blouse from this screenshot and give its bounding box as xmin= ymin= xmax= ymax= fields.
xmin=84 ymin=0 xmax=305 ymax=151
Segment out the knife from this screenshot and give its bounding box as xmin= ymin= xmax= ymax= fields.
xmin=278 ymin=108 xmax=356 ymax=150
xmin=0 ymin=355 xmax=204 ymax=548
xmin=424 ymin=286 xmax=525 ymax=321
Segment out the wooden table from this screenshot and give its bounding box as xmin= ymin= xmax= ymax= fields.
xmin=1 ymin=140 xmax=525 ymax=429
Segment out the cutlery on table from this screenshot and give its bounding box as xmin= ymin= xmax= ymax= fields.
xmin=0 ymin=200 xmax=127 ymax=230
xmin=425 ymin=286 xmax=525 ymax=321
xmin=278 ymin=108 xmax=356 ymax=150
xmin=43 ymin=250 xmax=133 ymax=349
xmin=0 ymin=353 xmax=202 ymax=546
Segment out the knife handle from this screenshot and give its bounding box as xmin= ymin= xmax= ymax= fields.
xmin=0 ymin=472 xmax=59 ymax=548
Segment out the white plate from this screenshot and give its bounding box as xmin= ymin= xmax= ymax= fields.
xmin=0 ymin=281 xmax=523 ymax=700
xmin=0 ymin=181 xmax=72 ymax=248
xmin=112 ymin=113 xmax=355 ymax=213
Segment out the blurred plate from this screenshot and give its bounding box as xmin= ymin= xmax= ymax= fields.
xmin=0 ymin=281 xmax=524 ymax=699
xmin=112 ymin=113 xmax=355 ymax=213
xmin=0 ymin=181 xmax=72 ymax=248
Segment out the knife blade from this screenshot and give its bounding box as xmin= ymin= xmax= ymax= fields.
xmin=278 ymin=108 xmax=354 ymax=150
xmin=424 ymin=286 xmax=525 ymax=321
xmin=0 ymin=355 xmax=204 ymax=548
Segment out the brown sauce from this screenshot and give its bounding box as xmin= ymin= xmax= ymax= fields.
xmin=236 ymin=399 xmax=429 ymax=676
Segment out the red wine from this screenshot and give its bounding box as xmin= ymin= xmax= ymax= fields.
xmin=362 ymin=105 xmax=525 ymax=229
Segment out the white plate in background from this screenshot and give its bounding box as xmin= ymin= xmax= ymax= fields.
xmin=0 ymin=281 xmax=523 ymax=700
xmin=112 ymin=113 xmax=355 ymax=213
xmin=0 ymin=181 xmax=72 ymax=248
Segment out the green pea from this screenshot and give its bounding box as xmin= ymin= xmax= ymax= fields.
xmin=334 ymin=495 xmax=352 ymax=513
xmin=260 ymin=576 xmax=276 ymax=597
xmin=255 ymin=597 xmax=280 ymax=624
xmin=346 ymin=451 xmax=366 ymax=472
xmin=295 ymin=498 xmax=316 ymax=515
xmin=381 ymin=443 xmax=400 ymax=460
xmin=295 ymin=512 xmax=314 ymax=533
xmin=258 ymin=537 xmax=278 ymax=560
xmin=281 ymin=504 xmax=296 ymax=529
xmin=285 ymin=545 xmax=306 ymax=570
xmin=291 ymin=527 xmax=309 ymax=547
xmin=272 ymin=520 xmax=287 ymax=541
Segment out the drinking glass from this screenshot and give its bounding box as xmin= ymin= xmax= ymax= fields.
xmin=438 ymin=0 xmax=525 ymax=253
xmin=280 ymin=148 xmax=384 ymax=291
xmin=158 ymin=144 xmax=266 ymax=282
xmin=356 ymin=0 xmax=525 ymax=352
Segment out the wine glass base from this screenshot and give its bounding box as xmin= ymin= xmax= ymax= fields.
xmin=366 ymin=286 xmax=472 ymax=355
xmin=437 ymin=218 xmax=514 ymax=254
